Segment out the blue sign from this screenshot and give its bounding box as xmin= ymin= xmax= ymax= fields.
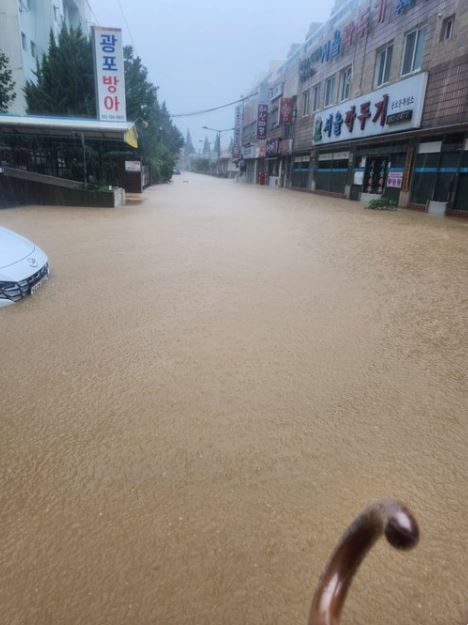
xmin=396 ymin=0 xmax=416 ymax=14
xmin=331 ymin=30 xmax=342 ymax=58
xmin=321 ymin=41 xmax=330 ymax=63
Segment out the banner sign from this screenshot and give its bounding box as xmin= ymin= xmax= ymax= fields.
xmin=387 ymin=170 xmax=403 ymax=188
xmin=93 ymin=26 xmax=127 ymax=122
xmin=256 ymin=104 xmax=268 ymax=140
xmin=279 ymin=98 xmax=293 ymax=125
xmin=125 ymin=160 xmax=141 ymax=172
xmin=313 ymin=72 xmax=427 ymax=145
xmin=266 ymin=139 xmax=279 ymax=156
xmin=233 ymin=104 xmax=243 ymax=158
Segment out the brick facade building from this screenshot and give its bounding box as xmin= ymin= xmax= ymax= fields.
xmin=238 ymin=0 xmax=468 ymax=215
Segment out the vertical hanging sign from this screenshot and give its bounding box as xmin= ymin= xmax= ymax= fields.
xmin=233 ymin=104 xmax=243 ymax=158
xmin=279 ymin=98 xmax=293 ymax=124
xmin=256 ymin=104 xmax=268 ymax=140
xmin=93 ymin=26 xmax=127 ymax=122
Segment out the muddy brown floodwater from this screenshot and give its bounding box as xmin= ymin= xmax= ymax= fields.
xmin=1 ymin=174 xmax=467 ymax=625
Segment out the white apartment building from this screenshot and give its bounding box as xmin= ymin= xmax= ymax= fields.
xmin=0 ymin=0 xmax=93 ymax=114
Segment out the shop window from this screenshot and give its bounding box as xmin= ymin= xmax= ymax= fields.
xmin=21 ymin=32 xmax=27 ymax=50
xmin=402 ymin=26 xmax=426 ymax=75
xmin=434 ymin=152 xmax=459 ymax=202
xmin=269 ymin=108 xmax=279 ymax=130
xmin=291 ymin=158 xmax=310 ymax=189
xmin=411 ymin=152 xmax=438 ymax=204
xmin=316 ymin=156 xmax=348 ymax=194
xmin=324 ymin=76 xmax=335 ymax=107
xmin=339 ymin=66 xmax=352 ymax=102
xmin=312 ymin=83 xmax=321 ymax=111
xmin=374 ymin=43 xmax=393 ymax=87
xmin=441 ymin=15 xmax=455 ymax=41
xmin=302 ymin=89 xmax=310 ymax=116
xmin=364 ymin=158 xmax=388 ymax=194
xmin=454 ymin=151 xmax=468 ymax=211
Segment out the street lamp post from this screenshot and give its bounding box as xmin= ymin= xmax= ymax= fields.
xmin=202 ymin=126 xmax=234 ymax=177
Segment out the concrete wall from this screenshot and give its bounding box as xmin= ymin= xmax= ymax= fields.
xmin=0 ymin=176 xmax=123 ymax=208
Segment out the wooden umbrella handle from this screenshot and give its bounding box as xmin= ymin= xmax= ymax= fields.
xmin=308 ymin=500 xmax=419 ymax=625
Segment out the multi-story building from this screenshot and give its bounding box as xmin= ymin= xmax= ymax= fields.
xmin=239 ymin=0 xmax=468 ymax=215
xmin=0 ymin=0 xmax=93 ymax=114
xmin=295 ymin=0 xmax=468 ymax=214
xmin=239 ymin=63 xmax=278 ymax=185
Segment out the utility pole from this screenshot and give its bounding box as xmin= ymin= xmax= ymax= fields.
xmin=202 ymin=126 xmax=234 ymax=177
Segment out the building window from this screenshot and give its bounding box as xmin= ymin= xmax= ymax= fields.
xmin=53 ymin=4 xmax=59 ymax=20
xmin=27 ymin=0 xmax=32 ymax=8
xmin=21 ymin=32 xmax=27 ymax=50
xmin=312 ymin=83 xmax=321 ymax=111
xmin=441 ymin=15 xmax=455 ymax=40
xmin=302 ymin=89 xmax=310 ymax=116
xmin=374 ymin=43 xmax=393 ymax=87
xmin=324 ymin=75 xmax=335 ymax=107
xmin=30 ymin=41 xmax=36 ymax=58
xmin=339 ymin=66 xmax=352 ymax=101
xmin=401 ymin=26 xmax=426 ymax=75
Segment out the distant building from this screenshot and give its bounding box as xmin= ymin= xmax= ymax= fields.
xmin=0 ymin=0 xmax=93 ymax=114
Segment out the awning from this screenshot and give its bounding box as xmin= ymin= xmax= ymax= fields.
xmin=0 ymin=113 xmax=138 ymax=147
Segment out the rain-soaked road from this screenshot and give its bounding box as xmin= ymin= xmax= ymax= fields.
xmin=1 ymin=173 xmax=467 ymax=625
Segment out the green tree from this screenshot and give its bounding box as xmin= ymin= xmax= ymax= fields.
xmin=124 ymin=46 xmax=160 ymax=159
xmin=124 ymin=47 xmax=183 ymax=163
xmin=23 ymin=31 xmax=183 ymax=183
xmin=185 ymin=129 xmax=195 ymax=158
xmin=213 ymin=133 xmax=220 ymax=158
xmin=158 ymin=101 xmax=184 ymax=157
xmin=0 ymin=50 xmax=16 ymax=112
xmin=25 ymin=26 xmax=95 ymax=116
xmin=202 ymin=136 xmax=211 ymax=158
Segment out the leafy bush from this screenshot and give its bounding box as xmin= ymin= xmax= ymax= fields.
xmin=366 ymin=197 xmax=398 ymax=211
xmin=149 ymin=144 xmax=174 ymax=184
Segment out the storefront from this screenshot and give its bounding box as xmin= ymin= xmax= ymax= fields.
xmin=290 ymin=154 xmax=311 ymax=188
xmin=349 ymin=142 xmax=407 ymax=203
xmin=315 ymin=151 xmax=350 ymax=195
xmin=242 ymin=145 xmax=258 ymax=184
xmin=411 ymin=134 xmax=468 ymax=214
xmin=278 ymin=139 xmax=292 ymax=188
xmin=266 ymin=139 xmax=280 ymax=186
xmin=312 ymin=73 xmax=428 ymax=203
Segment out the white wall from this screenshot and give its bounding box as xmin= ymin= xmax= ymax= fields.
xmin=0 ymin=0 xmax=92 ymax=114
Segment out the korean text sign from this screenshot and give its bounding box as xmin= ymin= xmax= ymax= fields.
xmin=233 ymin=105 xmax=243 ymax=158
xmin=279 ymin=98 xmax=293 ymax=125
xmin=256 ymin=104 xmax=268 ymax=140
xmin=93 ymin=27 xmax=127 ymax=122
xmin=313 ymin=73 xmax=427 ymax=145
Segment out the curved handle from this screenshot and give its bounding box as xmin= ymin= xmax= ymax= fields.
xmin=308 ymin=499 xmax=419 ymax=625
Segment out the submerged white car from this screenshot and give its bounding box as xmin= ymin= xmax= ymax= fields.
xmin=0 ymin=226 xmax=49 ymax=306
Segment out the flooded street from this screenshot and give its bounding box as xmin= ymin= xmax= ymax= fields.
xmin=1 ymin=174 xmax=467 ymax=625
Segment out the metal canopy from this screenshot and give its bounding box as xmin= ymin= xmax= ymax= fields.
xmin=0 ymin=113 xmax=138 ymax=143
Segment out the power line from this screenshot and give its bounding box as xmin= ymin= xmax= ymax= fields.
xmin=170 ymin=94 xmax=258 ymax=118
xmin=116 ymin=0 xmax=136 ymax=49
xmin=87 ymin=2 xmax=100 ymax=26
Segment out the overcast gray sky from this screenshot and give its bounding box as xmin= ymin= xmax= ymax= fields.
xmin=90 ymin=0 xmax=334 ymax=149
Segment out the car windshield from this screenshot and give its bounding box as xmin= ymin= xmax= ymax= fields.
xmin=1 ymin=2 xmax=467 ymax=625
